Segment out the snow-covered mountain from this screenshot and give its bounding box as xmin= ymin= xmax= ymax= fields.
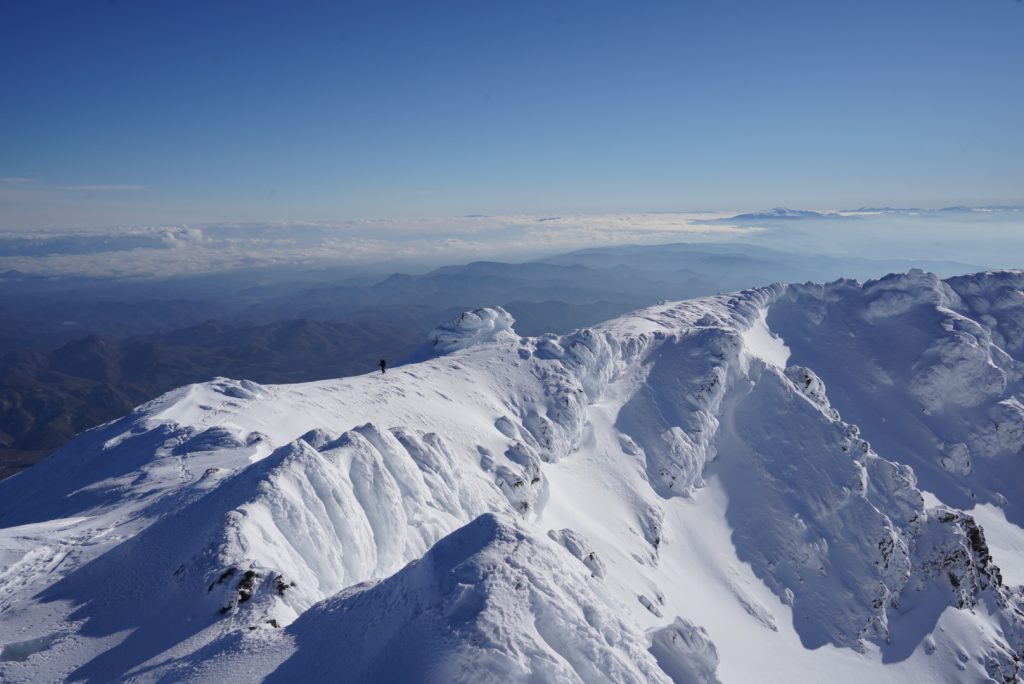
xmin=2 ymin=269 xmax=1024 ymax=683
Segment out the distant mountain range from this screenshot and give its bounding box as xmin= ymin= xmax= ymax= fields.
xmin=0 ymin=242 xmax=981 ymax=478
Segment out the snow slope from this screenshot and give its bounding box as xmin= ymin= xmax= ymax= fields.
xmin=2 ymin=270 xmax=1024 ymax=683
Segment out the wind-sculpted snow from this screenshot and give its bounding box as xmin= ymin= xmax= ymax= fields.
xmin=186 ymin=514 xmax=672 ymax=683
xmin=910 ymin=507 xmax=1024 ymax=681
xmin=769 ymin=269 xmax=1024 ymax=525
xmin=427 ymin=306 xmax=517 ymax=355
xmin=215 ymin=427 xmax=501 ymax=620
xmin=948 ymin=270 xmax=1024 ymax=358
xmin=717 ymin=361 xmax=923 ymax=650
xmin=2 ymin=270 xmax=1024 ymax=683
xmin=649 ymin=617 xmax=721 ymax=684
xmin=616 ymin=328 xmax=738 ymax=497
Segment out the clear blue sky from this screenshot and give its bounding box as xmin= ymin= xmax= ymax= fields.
xmin=2 ymin=0 xmax=1022 ymax=229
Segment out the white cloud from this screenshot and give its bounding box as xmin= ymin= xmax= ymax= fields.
xmin=0 ymin=212 xmax=761 ymax=278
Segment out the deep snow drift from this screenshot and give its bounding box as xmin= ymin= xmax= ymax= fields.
xmin=2 ymin=269 xmax=1024 ymax=683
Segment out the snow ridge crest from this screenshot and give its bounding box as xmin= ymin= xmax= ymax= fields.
xmin=4 ymin=272 xmax=1024 ymax=683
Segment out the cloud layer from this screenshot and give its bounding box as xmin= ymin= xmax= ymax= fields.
xmin=2 ymin=206 xmax=1021 ymax=279
xmin=0 ymin=213 xmax=756 ymax=278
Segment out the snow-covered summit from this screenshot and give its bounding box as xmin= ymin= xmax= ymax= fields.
xmin=724 ymin=207 xmax=847 ymax=221
xmin=2 ymin=270 xmax=1024 ymax=683
xmin=199 ymin=513 xmax=677 ymax=683
xmin=427 ymin=305 xmax=518 ymax=355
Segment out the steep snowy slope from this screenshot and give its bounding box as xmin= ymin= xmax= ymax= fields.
xmin=2 ymin=271 xmax=1023 ymax=683
xmin=770 ymin=271 xmax=1024 ymax=522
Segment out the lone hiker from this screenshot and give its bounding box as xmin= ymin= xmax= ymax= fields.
xmin=379 ymin=358 xmax=387 ymax=374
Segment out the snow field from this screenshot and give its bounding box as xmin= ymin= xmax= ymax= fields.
xmin=1 ymin=271 xmax=1023 ymax=682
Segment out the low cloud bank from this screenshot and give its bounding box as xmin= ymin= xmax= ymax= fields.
xmin=0 ymin=213 xmax=755 ymax=278
xmin=0 ymin=206 xmax=1020 ymax=279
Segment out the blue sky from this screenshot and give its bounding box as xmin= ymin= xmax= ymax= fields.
xmin=2 ymin=0 xmax=1023 ymax=229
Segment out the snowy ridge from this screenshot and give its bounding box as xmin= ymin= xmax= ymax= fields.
xmin=198 ymin=514 xmax=673 ymax=683
xmin=2 ymin=271 xmax=1024 ymax=683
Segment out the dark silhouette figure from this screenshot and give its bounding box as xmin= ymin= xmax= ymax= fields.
xmin=379 ymin=359 xmax=387 ymax=374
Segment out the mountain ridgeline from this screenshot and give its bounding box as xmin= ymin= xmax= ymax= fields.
xmin=0 ymin=242 xmax=979 ymax=479
xmin=2 ymin=269 xmax=1023 ymax=683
